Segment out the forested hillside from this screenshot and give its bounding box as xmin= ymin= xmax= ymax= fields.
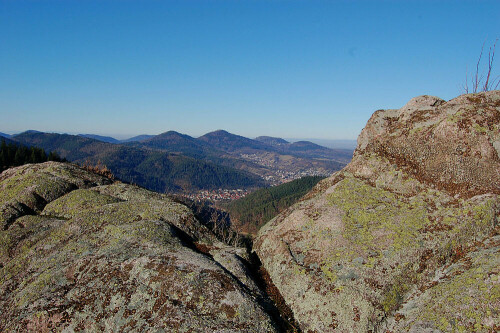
xmin=11 ymin=130 xmax=348 ymax=193
xmin=12 ymin=132 xmax=264 ymax=193
xmin=225 ymin=176 xmax=325 ymax=235
xmin=0 ymin=139 xmax=64 ymax=172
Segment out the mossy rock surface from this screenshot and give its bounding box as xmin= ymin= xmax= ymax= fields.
xmin=91 ymin=182 xmax=217 ymax=243
xmin=0 ymin=162 xmax=278 ymax=332
xmin=254 ymin=91 xmax=500 ymax=332
xmin=386 ymin=234 xmax=500 ymax=333
xmin=0 ymin=162 xmax=111 ymax=229
xmin=42 ymin=189 xmax=123 ymax=219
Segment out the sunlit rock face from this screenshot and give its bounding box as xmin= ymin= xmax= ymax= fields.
xmin=0 ymin=162 xmax=278 ymax=332
xmin=254 ymin=91 xmax=500 ymax=332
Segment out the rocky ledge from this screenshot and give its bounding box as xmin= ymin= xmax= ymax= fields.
xmin=0 ymin=162 xmax=278 ymax=332
xmin=254 ymin=91 xmax=500 ymax=332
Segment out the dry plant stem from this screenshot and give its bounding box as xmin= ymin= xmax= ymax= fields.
xmin=474 ymin=41 xmax=484 ymax=93
xmin=463 ymin=39 xmax=499 ymax=93
xmin=483 ymin=39 xmax=499 ymax=91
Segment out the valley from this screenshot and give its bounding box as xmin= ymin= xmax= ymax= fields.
xmin=8 ymin=129 xmax=352 ymax=194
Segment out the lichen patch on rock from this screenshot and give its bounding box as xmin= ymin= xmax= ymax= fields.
xmin=254 ymin=91 xmax=500 ymax=332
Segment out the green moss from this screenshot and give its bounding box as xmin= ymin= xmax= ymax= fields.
xmin=446 ymin=109 xmax=466 ymax=124
xmin=0 ymin=232 xmax=13 ymax=258
xmin=472 ymin=200 xmax=495 ymax=226
xmin=16 ymin=270 xmax=55 ymax=308
xmin=409 ymin=126 xmax=424 ymax=135
xmin=320 ymin=261 xmax=338 ymax=282
xmin=381 ymin=280 xmax=410 ymax=312
xmin=323 ymin=176 xmax=498 ymax=321
xmin=72 ymin=200 xmax=180 ymax=232
xmin=415 ymin=248 xmax=500 ymax=332
xmin=42 ymin=189 xmax=122 ymax=219
xmin=0 ymin=172 xmax=71 ymax=208
xmin=473 ymin=123 xmax=488 ymax=134
xmin=327 ymin=177 xmax=430 ymax=253
xmin=0 ymin=216 xmax=65 ymax=285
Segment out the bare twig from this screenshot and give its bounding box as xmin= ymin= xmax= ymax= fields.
xmin=462 ymin=39 xmax=499 ymax=94
xmin=473 ymin=41 xmax=485 ymax=93
xmin=483 ymin=39 xmax=497 ymax=91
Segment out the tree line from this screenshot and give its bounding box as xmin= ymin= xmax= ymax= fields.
xmin=0 ymin=139 xmax=65 ymax=172
xmin=225 ymin=175 xmax=326 ymax=235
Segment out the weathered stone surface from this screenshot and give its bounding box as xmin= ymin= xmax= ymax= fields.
xmin=210 ymin=245 xmax=263 ymax=296
xmin=353 ymin=92 xmax=500 ymax=197
xmin=384 ymin=234 xmax=500 ymax=333
xmin=254 ymin=91 xmax=500 ymax=332
xmin=0 ymin=162 xmax=278 ymax=332
xmin=90 ymin=182 xmax=218 ymax=244
xmin=0 ymin=162 xmax=111 ymax=229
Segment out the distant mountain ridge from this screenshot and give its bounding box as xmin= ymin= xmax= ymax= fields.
xmin=0 ymin=136 xmax=16 ymax=146
xmin=286 ymin=138 xmax=358 ymax=150
xmin=120 ymin=134 xmax=155 ymax=143
xmin=78 ymin=134 xmax=121 ymax=144
xmin=255 ymin=136 xmax=289 ymax=146
xmin=12 ymin=131 xmax=263 ymax=193
xmin=139 ymin=131 xmax=216 ymax=159
xmin=20 ymin=130 xmax=353 ymax=163
xmin=10 ymin=129 xmax=351 ymax=192
xmin=256 ymin=135 xmax=353 ymax=163
xmin=195 ymin=130 xmax=353 ymax=163
xmin=198 ymin=130 xmax=273 ymax=153
xmin=122 ymin=129 xmax=350 ymax=183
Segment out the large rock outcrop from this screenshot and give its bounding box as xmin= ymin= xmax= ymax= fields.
xmin=0 ymin=162 xmax=278 ymax=332
xmin=254 ymin=91 xmax=500 ymax=332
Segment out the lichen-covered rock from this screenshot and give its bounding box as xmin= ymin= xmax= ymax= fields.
xmin=42 ymin=189 xmax=123 ymax=219
xmin=90 ymin=182 xmax=218 ymax=244
xmin=254 ymin=91 xmax=500 ymax=332
xmin=0 ymin=162 xmax=278 ymax=332
xmin=384 ymin=234 xmax=500 ymax=333
xmin=353 ymin=92 xmax=500 ymax=197
xmin=0 ymin=162 xmax=111 ymax=229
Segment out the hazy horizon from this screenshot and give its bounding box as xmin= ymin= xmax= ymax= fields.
xmin=1 ymin=129 xmax=357 ymax=149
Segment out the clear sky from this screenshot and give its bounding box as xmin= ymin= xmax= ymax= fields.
xmin=1 ymin=0 xmax=499 ymax=140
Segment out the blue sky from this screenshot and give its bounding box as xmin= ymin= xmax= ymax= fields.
xmin=1 ymin=0 xmax=499 ymax=140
